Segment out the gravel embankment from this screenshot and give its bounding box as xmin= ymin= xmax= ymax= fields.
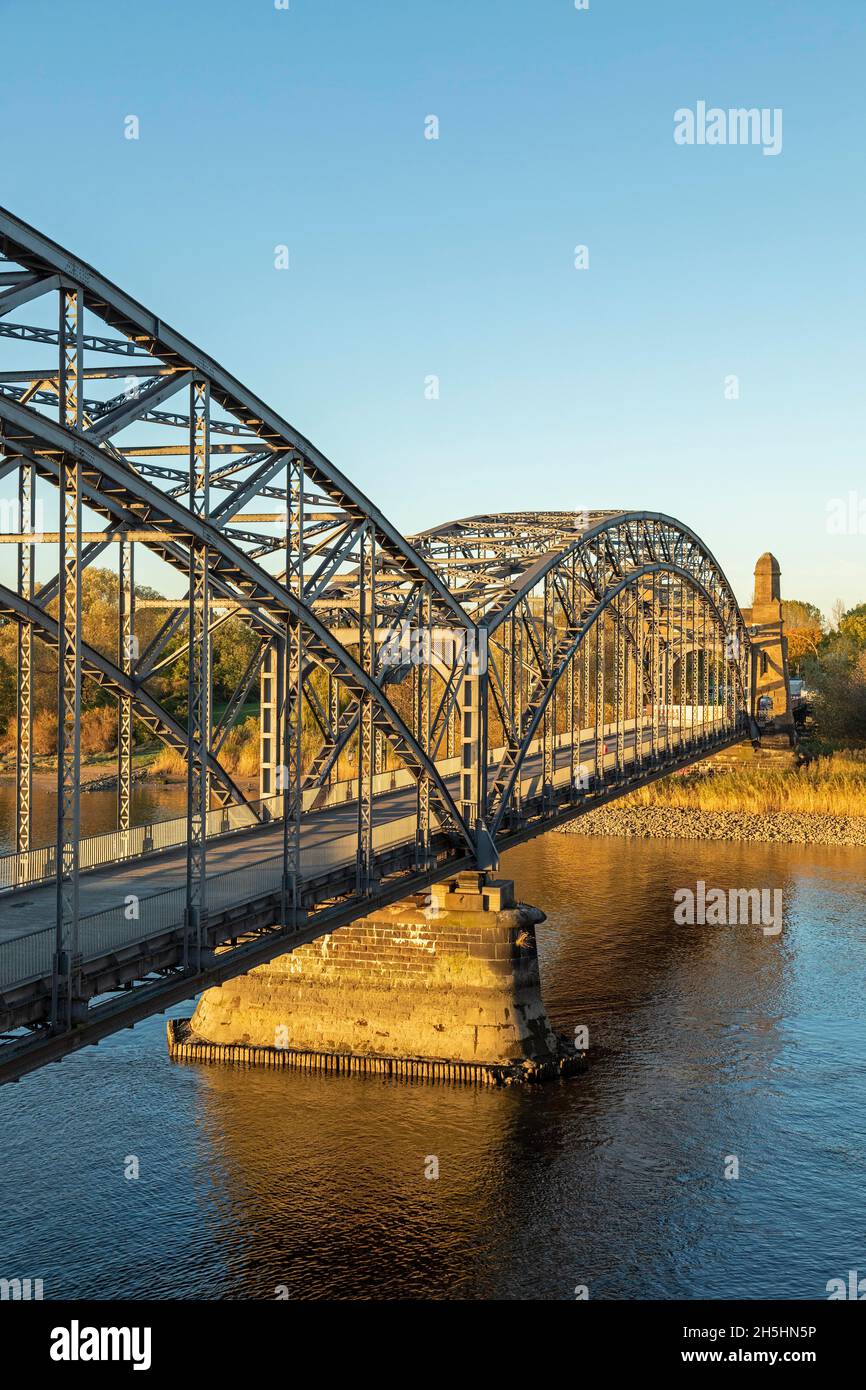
xmin=558 ymin=806 xmax=866 ymax=846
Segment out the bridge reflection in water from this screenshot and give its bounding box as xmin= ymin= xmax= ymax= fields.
xmin=0 ymin=208 xmax=755 ymax=1083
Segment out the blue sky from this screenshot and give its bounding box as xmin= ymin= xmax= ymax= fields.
xmin=1 ymin=0 xmax=864 ymax=614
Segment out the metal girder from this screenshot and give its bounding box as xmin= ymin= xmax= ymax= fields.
xmin=53 ymin=287 xmax=83 ymax=1029
xmin=118 ymin=536 xmax=134 ymax=841
xmin=0 ymin=205 xmax=470 ymax=632
xmin=15 ymin=456 xmax=34 ymax=853
xmin=487 ymin=561 xmax=748 ymax=838
xmin=186 ymin=380 xmax=210 ymax=971
xmin=283 ymin=455 xmax=304 ymax=921
xmin=356 ymin=523 xmax=376 ymax=891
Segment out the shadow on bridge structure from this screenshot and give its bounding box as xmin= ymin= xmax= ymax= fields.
xmin=0 ymin=209 xmax=765 ymax=1084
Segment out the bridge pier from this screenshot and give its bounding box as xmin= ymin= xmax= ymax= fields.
xmin=171 ymin=872 xmax=583 ymax=1085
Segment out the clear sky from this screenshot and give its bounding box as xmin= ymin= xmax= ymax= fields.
xmin=1 ymin=0 xmax=864 ymax=615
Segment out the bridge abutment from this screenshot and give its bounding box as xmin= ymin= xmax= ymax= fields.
xmin=743 ymin=552 xmax=797 ymax=748
xmin=170 ymin=872 xmax=582 ymax=1085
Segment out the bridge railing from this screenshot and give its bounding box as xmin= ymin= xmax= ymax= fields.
xmin=0 ymin=713 xmax=734 ymax=896
xmin=0 ymin=732 xmax=559 ymax=894
xmin=0 ymin=793 xmax=285 ymax=894
xmin=0 ymin=809 xmax=422 ymax=992
xmin=0 ymin=710 xmax=742 ymax=993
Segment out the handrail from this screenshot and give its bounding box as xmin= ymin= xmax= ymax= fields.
xmin=0 ymin=713 xmax=738 ymax=995
xmin=0 ymin=810 xmax=422 ymax=991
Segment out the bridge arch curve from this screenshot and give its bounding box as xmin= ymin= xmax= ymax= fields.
xmin=409 ymin=510 xmax=752 ymax=842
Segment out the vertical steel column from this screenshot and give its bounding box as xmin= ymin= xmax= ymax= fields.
xmin=701 ymin=599 xmax=709 ymax=742
xmin=512 ymin=611 xmax=524 ymax=817
xmin=16 ymin=459 xmax=35 ymax=855
xmin=614 ymin=598 xmax=625 ymax=774
xmin=415 ymin=586 xmax=432 ymax=868
xmin=458 ymin=666 xmax=479 ymax=828
xmin=542 ymin=572 xmax=554 ymax=803
xmin=635 ymin=582 xmax=645 ymax=771
xmin=457 ymin=629 xmax=488 ymax=854
xmin=259 ymin=640 xmax=282 ymax=805
xmin=596 ymin=548 xmax=608 ymax=782
xmin=726 ymin=618 xmax=736 ymax=734
xmin=582 ymin=615 xmax=591 ymax=759
xmin=356 ymin=523 xmax=376 ymax=892
xmin=118 ymin=537 xmax=134 ymax=844
xmin=664 ymin=582 xmax=674 ymax=759
xmin=53 ymin=288 xmax=83 ymax=1029
xmin=677 ymin=580 xmax=685 ymax=750
xmin=717 ymin=619 xmax=722 ymax=728
xmin=594 ymin=611 xmax=606 ymax=783
xmin=327 ymin=673 xmax=339 ymax=784
xmin=506 ymin=611 xmax=516 ymax=745
xmin=185 ymin=379 xmax=210 ymax=971
xmin=650 ymin=572 xmax=660 ymax=761
xmin=742 ymin=629 xmax=751 ymax=733
xmin=567 ymin=566 xmax=576 ymax=794
xmin=283 ymin=457 xmax=303 ymax=924
xmin=690 ymin=584 xmax=699 ymax=745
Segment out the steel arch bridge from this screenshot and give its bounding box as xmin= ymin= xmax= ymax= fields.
xmin=0 ymin=210 xmax=755 ymax=1084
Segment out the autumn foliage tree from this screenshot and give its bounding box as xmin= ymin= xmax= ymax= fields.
xmin=782 ymin=600 xmax=824 ymax=673
xmin=0 ymin=568 xmax=261 ymax=758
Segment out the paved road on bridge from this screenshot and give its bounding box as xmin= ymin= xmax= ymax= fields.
xmin=0 ymin=724 xmax=661 ymax=945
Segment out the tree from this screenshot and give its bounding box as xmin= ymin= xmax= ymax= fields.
xmin=838 ymin=603 xmax=866 ymax=652
xmin=212 ymin=618 xmax=260 ymax=703
xmin=782 ymin=599 xmax=824 ymax=674
xmin=807 ymin=648 xmax=866 ymax=741
xmin=787 ymin=624 xmax=823 ymax=670
xmin=782 ymin=599 xmax=823 ymax=630
xmin=0 ymin=568 xmax=180 ymax=749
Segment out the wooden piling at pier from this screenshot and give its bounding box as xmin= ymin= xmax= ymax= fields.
xmin=166 ymin=1018 xmax=585 ymax=1087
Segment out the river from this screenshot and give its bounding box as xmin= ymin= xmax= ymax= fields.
xmin=0 ymin=791 xmax=864 ymax=1300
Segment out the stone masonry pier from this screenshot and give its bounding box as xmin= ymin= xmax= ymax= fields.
xmin=168 ymin=872 xmax=583 ymax=1086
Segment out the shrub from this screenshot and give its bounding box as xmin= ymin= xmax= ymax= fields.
xmin=80 ymin=706 xmax=118 ymax=755
xmin=151 ymin=745 xmax=186 ymax=777
xmin=32 ymin=710 xmax=57 ymax=756
xmin=219 ymin=716 xmax=260 ymax=778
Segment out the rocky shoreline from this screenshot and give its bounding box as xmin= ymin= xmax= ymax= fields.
xmin=0 ymin=765 xmax=158 ymax=794
xmin=558 ymin=805 xmax=866 ymax=846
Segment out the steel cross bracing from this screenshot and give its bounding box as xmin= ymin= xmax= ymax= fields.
xmin=0 ymin=211 xmax=754 ymax=1083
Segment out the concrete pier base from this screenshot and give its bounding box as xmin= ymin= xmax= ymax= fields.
xmin=170 ymin=872 xmax=583 ymax=1086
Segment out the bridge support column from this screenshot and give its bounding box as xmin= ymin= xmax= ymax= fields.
xmin=177 ymin=873 xmax=583 ymax=1084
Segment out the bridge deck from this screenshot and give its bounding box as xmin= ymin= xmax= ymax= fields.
xmin=0 ymin=715 xmax=704 ymax=949
xmin=0 ymin=736 xmax=592 ymax=943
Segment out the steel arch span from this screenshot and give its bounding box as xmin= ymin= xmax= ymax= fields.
xmin=0 ymin=212 xmax=755 ymax=1083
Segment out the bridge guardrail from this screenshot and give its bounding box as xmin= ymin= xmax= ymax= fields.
xmin=0 ymin=733 xmax=558 ymax=894
xmin=0 ymin=809 xmax=422 ymax=993
xmin=0 ymin=793 xmax=285 ymax=894
xmin=0 ymin=714 xmax=737 ymax=995
xmin=0 ymin=715 xmax=730 ymax=896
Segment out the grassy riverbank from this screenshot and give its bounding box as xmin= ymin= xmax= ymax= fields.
xmin=560 ymin=745 xmax=866 ymax=845
xmin=623 ymin=748 xmax=866 ymax=817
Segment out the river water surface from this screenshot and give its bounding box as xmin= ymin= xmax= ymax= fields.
xmin=0 ymin=791 xmax=864 ymax=1300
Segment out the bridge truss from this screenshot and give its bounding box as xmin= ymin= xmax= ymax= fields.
xmin=0 ymin=210 xmax=753 ymax=1083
